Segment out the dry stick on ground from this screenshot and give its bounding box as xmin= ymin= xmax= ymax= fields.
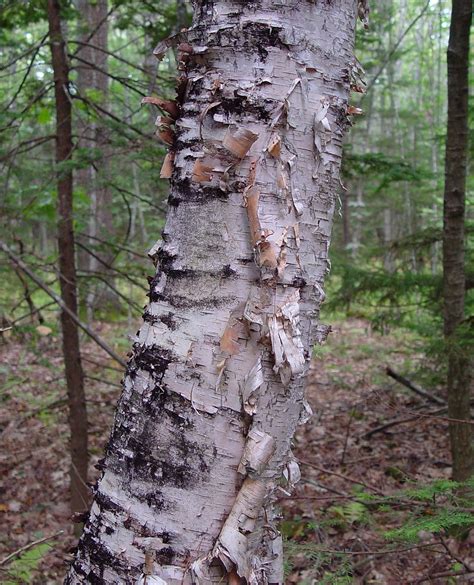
xmin=0 ymin=241 xmax=126 ymax=368
xmin=414 ymin=569 xmax=474 ymax=584
xmin=438 ymin=535 xmax=473 ymax=572
xmin=363 ymin=404 xmax=474 ymax=439
xmin=386 ymin=366 xmax=446 ymax=405
xmin=288 ymin=542 xmax=445 ymax=557
xmin=299 ymin=459 xmax=385 ymax=495
xmin=0 ymin=531 xmax=64 ymax=567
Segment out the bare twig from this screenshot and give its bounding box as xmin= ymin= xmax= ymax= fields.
xmin=364 ymin=0 xmax=431 ymax=95
xmin=386 ymin=366 xmax=445 ymax=405
xmin=0 ymin=240 xmax=126 ymax=368
xmin=299 ymin=459 xmax=384 ymax=495
xmin=363 ymin=405 xmax=474 ymax=439
xmin=414 ymin=569 xmax=474 ymax=584
xmin=0 ymin=531 xmax=64 ymax=567
xmin=2 ymin=33 xmax=49 ymax=113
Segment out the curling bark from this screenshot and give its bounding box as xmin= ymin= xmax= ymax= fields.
xmin=67 ymin=1 xmax=357 ymax=582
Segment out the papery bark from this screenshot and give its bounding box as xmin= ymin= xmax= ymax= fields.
xmin=66 ymin=1 xmax=357 ymax=583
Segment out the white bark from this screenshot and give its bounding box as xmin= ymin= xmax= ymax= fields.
xmin=66 ymin=1 xmax=357 ymax=583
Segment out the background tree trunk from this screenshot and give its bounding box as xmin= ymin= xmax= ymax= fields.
xmin=75 ymin=0 xmax=116 ymax=318
xmin=47 ymin=0 xmax=89 ymax=520
xmin=443 ymin=0 xmax=472 ymax=483
xmin=66 ymin=1 xmax=356 ymax=582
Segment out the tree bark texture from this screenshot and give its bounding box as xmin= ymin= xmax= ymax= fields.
xmin=67 ymin=1 xmax=357 ymax=582
xmin=443 ymin=0 xmax=473 ymax=482
xmin=75 ymin=0 xmax=116 ymax=314
xmin=47 ymin=0 xmax=89 ymax=516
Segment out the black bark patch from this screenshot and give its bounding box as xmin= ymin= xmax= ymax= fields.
xmin=222 ymin=264 xmax=236 ymax=278
xmin=86 ymin=572 xmax=104 ymax=585
xmin=144 ymin=490 xmax=167 ymax=510
xmin=292 ymin=276 xmax=307 ymax=289
xmin=158 ymin=312 xmax=178 ymax=330
xmin=132 ymin=344 xmax=175 ymax=383
xmin=95 ymin=491 xmax=123 ymax=515
xmin=169 ymin=177 xmax=229 ymax=206
xmin=147 ymin=271 xmax=166 ymax=303
xmin=156 ymin=547 xmax=175 ymax=564
xmin=240 ymin=22 xmax=286 ymax=61
xmin=123 ymin=516 xmax=159 ymax=538
xmin=154 ymin=292 xmax=235 ymax=310
xmin=142 ymin=310 xmax=159 ymax=325
xmin=156 ymin=248 xmax=176 ymax=273
xmin=118 ymin=401 xmax=211 ymax=490
xmin=219 ymin=95 xmax=273 ymax=122
xmin=80 ymin=532 xmax=128 ymax=574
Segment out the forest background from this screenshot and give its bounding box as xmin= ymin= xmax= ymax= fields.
xmin=0 ymin=0 xmax=472 ymax=583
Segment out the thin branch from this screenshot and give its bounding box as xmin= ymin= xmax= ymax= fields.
xmin=77 ymin=271 xmax=143 ymax=312
xmin=69 ymin=53 xmax=146 ymax=96
xmin=2 ymin=32 xmax=49 ymax=113
xmin=69 ymin=39 xmax=150 ymax=75
xmin=84 ymin=374 xmax=121 ymax=389
xmin=299 ymin=459 xmax=384 ymax=495
xmin=0 ymin=240 xmax=126 ymax=368
xmin=75 ymin=241 xmax=146 ymax=290
xmin=386 ymin=366 xmax=446 ymax=405
xmin=81 ymin=355 xmax=124 ymax=373
xmin=414 ymin=569 xmax=474 ymax=584
xmin=0 ymin=531 xmax=64 ymax=567
xmin=363 ymin=404 xmax=474 ymax=439
xmin=72 ymin=92 xmax=150 ymax=138
xmin=0 ymin=35 xmax=49 ymax=72
xmin=76 ymin=232 xmax=148 ymax=259
xmin=0 ymin=135 xmax=55 ymax=163
xmin=364 ymin=0 xmax=431 ymax=95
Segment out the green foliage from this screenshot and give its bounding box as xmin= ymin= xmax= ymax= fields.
xmin=4 ymin=542 xmax=51 ymax=584
xmin=326 ymin=502 xmax=369 ymax=528
xmin=385 ymin=509 xmax=474 ymax=543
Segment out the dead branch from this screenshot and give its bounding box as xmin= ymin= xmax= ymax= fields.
xmin=0 ymin=240 xmax=126 ymax=368
xmin=299 ymin=459 xmax=384 ymax=495
xmin=0 ymin=531 xmax=64 ymax=567
xmin=386 ymin=367 xmax=446 ymax=405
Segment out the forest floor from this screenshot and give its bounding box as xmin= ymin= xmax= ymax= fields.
xmin=0 ymin=319 xmax=473 ymax=584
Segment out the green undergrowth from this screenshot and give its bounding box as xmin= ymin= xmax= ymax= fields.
xmin=284 ymin=478 xmax=474 ymax=581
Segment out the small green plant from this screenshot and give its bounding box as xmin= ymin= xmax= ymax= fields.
xmin=384 ymin=509 xmax=474 ymax=543
xmin=4 ymin=542 xmax=51 ymax=584
xmin=326 ymin=501 xmax=369 ymax=529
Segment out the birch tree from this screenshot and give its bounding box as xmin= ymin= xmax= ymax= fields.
xmin=66 ymin=1 xmax=359 ymax=582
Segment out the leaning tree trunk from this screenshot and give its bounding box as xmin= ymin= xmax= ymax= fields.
xmin=66 ymin=1 xmax=357 ymax=583
xmin=443 ymin=0 xmax=472 ymax=483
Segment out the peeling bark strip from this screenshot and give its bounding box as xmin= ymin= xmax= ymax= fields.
xmin=66 ymin=2 xmax=356 ymax=583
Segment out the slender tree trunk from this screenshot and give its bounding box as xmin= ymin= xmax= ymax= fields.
xmin=443 ymin=0 xmax=473 ymax=483
xmin=47 ymin=0 xmax=89 ymax=518
xmin=76 ymin=0 xmax=116 ymax=317
xmin=66 ymin=1 xmax=357 ymax=583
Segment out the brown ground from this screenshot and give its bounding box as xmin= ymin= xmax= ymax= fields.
xmin=0 ymin=319 xmax=473 ymax=583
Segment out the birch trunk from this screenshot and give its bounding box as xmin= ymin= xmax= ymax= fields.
xmin=66 ymin=1 xmax=357 ymax=583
